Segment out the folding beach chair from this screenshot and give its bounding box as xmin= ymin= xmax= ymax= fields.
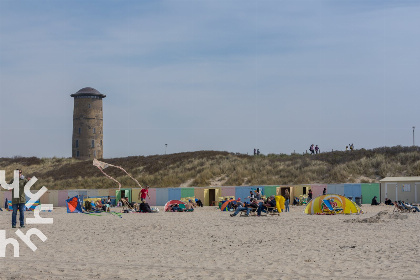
xmin=393 ymin=201 xmax=406 ymax=212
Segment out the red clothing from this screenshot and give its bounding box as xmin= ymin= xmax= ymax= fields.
xmin=140 ymin=188 xmax=148 ymax=199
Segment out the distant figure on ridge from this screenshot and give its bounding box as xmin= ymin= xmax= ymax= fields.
xmin=309 ymin=144 xmax=315 ymax=154
xmin=315 ymin=145 xmax=320 ymax=154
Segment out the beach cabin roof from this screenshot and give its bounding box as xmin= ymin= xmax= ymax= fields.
xmin=380 ymin=177 xmax=420 ymax=182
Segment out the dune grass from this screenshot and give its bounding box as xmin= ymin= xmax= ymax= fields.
xmin=0 ymin=146 xmax=419 ymax=190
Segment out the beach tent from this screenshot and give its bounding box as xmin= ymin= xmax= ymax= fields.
xmin=220 ymin=199 xmax=235 ymax=211
xmin=164 ymin=200 xmax=186 ymax=212
xmin=66 ymin=196 xmax=83 ymax=213
xmin=304 ymin=194 xmax=362 ymax=215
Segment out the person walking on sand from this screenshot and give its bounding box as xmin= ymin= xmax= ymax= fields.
xmin=284 ymin=189 xmax=290 ymax=212
xmin=309 ymin=144 xmax=315 ymax=154
xmin=10 ymin=169 xmax=28 ymax=228
xmin=308 ymin=189 xmax=313 ymax=202
xmin=139 ymin=185 xmax=151 ymax=202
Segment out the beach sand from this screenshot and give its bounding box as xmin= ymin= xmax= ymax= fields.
xmin=0 ymin=204 xmax=419 ymax=279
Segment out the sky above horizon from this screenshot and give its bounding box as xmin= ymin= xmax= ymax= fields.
xmin=0 ymin=0 xmax=419 ymax=158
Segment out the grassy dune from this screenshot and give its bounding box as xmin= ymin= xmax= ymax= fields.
xmin=0 ymin=146 xmax=419 ymax=190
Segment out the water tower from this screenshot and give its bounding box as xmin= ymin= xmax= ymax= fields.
xmin=71 ymin=87 xmax=106 ymax=159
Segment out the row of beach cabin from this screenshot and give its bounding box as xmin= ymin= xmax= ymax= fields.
xmin=1 ymin=177 xmax=419 ymax=207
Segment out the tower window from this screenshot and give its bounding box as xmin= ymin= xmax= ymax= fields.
xmin=78 ymin=128 xmax=81 ymax=134
xmin=76 ymin=151 xmax=79 ymax=157
xmin=75 ymin=140 xmax=79 ymax=148
xmin=88 ymin=104 xmax=91 ymax=108
xmin=100 ymin=140 xmax=102 ymax=146
xmin=91 ymin=140 xmax=95 ymax=148
xmin=93 ymin=150 xmax=96 ymax=158
xmin=93 ymin=128 xmax=96 ymax=134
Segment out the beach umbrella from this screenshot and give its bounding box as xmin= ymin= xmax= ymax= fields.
xmin=220 ymin=199 xmax=235 ymax=211
xmin=164 ymin=200 xmax=185 ymax=212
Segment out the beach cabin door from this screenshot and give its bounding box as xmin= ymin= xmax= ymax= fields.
xmin=209 ymin=189 xmax=215 ymax=206
xmin=204 ymin=188 xmax=221 ymax=206
xmin=280 ymin=187 xmax=290 ymax=197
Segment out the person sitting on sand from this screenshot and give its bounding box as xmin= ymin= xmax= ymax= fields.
xmin=384 ymin=198 xmax=393 ymax=205
xmin=371 ymin=196 xmax=379 ymax=205
xmin=228 ymin=200 xmax=237 ymax=210
xmin=195 ymin=198 xmax=203 ymax=207
xmin=254 ymin=190 xmax=262 ymax=200
xmin=257 ymin=197 xmax=276 ymax=216
xmin=236 ymin=198 xmax=244 ymax=208
xmin=139 ymin=201 xmax=152 ymax=212
xmin=230 ymin=198 xmax=260 ymax=217
xmin=170 ymin=204 xmax=183 ymax=212
xmin=308 ymin=189 xmax=313 ymax=201
xmin=248 ymin=191 xmax=255 ymax=201
xmin=402 ymin=202 xmax=420 ymax=212
xmin=185 ymin=201 xmax=194 ymax=212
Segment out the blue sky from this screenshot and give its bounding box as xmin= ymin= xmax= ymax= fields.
xmin=0 ymin=0 xmax=419 ymax=158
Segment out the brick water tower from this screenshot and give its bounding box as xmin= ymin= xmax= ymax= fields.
xmin=71 ymin=87 xmax=106 ymax=159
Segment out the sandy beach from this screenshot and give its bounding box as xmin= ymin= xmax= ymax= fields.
xmin=0 ymin=204 xmax=419 ymax=280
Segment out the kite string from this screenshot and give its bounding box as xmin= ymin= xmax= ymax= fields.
xmin=111 ymin=165 xmax=142 ymax=189
xmin=94 ymin=160 xmax=142 ymax=190
xmin=97 ymin=166 xmax=121 ymax=190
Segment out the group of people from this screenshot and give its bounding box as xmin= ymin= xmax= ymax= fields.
xmin=253 ymin=149 xmax=261 ymax=156
xmin=394 ymin=200 xmax=420 ymax=212
xmin=309 ymin=144 xmax=320 ymax=154
xmin=167 ymin=200 xmax=195 ymax=212
xmin=228 ymin=188 xmax=293 ymax=216
xmin=346 ymin=144 xmax=355 ymax=151
xmin=230 ymin=195 xmax=278 ymax=217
